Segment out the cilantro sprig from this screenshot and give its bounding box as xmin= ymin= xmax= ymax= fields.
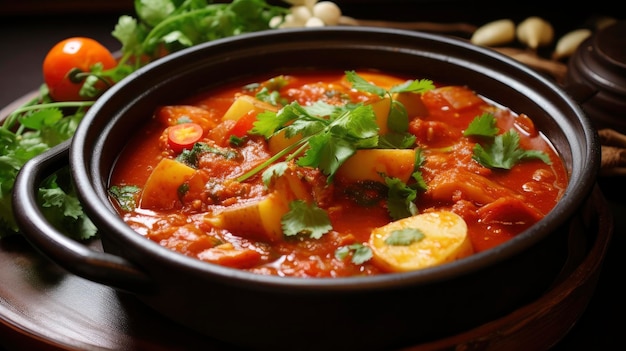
xmin=237 ymin=71 xmax=434 ymax=183
xmin=0 ymin=91 xmax=94 ymax=237
xmin=113 ymin=0 xmax=288 ymax=64
xmin=335 ymin=243 xmax=373 ymax=265
xmin=238 ymin=99 xmax=380 ymax=183
xmin=346 ymin=70 xmax=434 ymax=148
xmin=464 ymin=113 xmax=551 ymax=169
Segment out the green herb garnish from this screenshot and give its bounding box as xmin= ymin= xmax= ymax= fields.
xmin=384 ymin=228 xmax=425 ymax=245
xmin=108 ymin=185 xmax=141 ymax=212
xmin=335 ymin=243 xmax=373 ymax=265
xmin=281 ymin=200 xmax=332 ymax=239
xmin=464 ymin=114 xmax=551 ymax=169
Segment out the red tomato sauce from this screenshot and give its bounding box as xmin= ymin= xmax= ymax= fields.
xmin=109 ymin=70 xmax=568 ymax=277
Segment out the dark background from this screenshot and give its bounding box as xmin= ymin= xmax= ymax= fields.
xmin=1 ymin=1 xmax=624 ymax=350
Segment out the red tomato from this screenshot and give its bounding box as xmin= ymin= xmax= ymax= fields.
xmin=229 ymin=110 xmax=259 ymax=138
xmin=43 ymin=37 xmax=117 ymax=102
xmin=168 ymin=123 xmax=204 ymax=153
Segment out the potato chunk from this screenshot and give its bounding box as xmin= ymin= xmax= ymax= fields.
xmin=368 ymin=97 xmax=391 ymax=135
xmin=335 ymin=149 xmax=415 ymax=183
xmin=369 ymin=211 xmax=473 ymax=272
xmin=222 ymin=94 xmax=278 ymax=121
xmin=140 ymin=158 xmax=196 ymax=210
xmin=210 ymin=169 xmax=312 ymax=242
xmin=393 ymin=91 xmax=428 ymax=117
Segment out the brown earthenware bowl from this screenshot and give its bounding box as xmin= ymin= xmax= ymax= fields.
xmin=13 ymin=27 xmax=601 ymax=351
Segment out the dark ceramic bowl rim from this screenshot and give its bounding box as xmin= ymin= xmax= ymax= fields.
xmin=70 ymin=26 xmax=600 ymax=291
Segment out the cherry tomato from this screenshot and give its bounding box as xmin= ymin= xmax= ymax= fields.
xmin=43 ymin=37 xmax=117 ymax=102
xmin=168 ymin=123 xmax=204 ymax=153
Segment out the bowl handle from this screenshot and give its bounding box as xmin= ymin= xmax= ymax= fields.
xmin=12 ymin=140 xmax=154 ymax=294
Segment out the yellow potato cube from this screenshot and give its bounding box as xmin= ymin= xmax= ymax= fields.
xmin=140 ymin=158 xmax=196 ymax=210
xmin=211 ymin=168 xmax=312 ymax=242
xmin=393 ymin=92 xmax=428 ymax=117
xmin=222 ymin=94 xmax=278 ymax=121
xmin=335 ymin=148 xmax=416 ymax=183
xmin=368 ymin=97 xmax=391 ymax=135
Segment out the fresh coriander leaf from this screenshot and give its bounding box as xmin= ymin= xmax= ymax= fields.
xmin=261 ymin=162 xmax=288 ymax=187
xmin=412 ymin=149 xmax=428 ymax=191
xmin=282 ymin=103 xmax=328 ymax=138
xmin=112 ymin=15 xmax=144 ymax=60
xmin=387 ymin=100 xmax=409 ymax=133
xmin=252 ymin=102 xmax=319 ymax=138
xmin=135 ymin=0 xmax=177 ymax=27
xmin=384 ymin=228 xmax=425 ymax=245
xmin=348 ymin=244 xmax=373 ymax=264
xmin=330 ymin=104 xmax=379 ymax=141
xmin=345 ymin=70 xmax=387 ymax=97
xmin=389 ymin=79 xmax=435 ymax=94
xmin=335 ymin=245 xmax=350 ymax=259
xmin=472 ymin=129 xmax=552 ymax=169
xmin=176 ymin=142 xmax=239 ymax=168
xmin=255 ymin=75 xmax=290 ymax=106
xmin=108 ymin=185 xmax=141 ymax=211
xmin=464 ymin=113 xmax=499 ymax=137
xmin=17 ymin=108 xmax=63 ymax=130
xmin=297 ymin=133 xmax=355 ymax=182
xmin=229 ymin=135 xmax=245 ymax=146
xmin=335 ymin=243 xmax=373 ymax=265
xmin=160 ymin=30 xmax=194 ymax=52
xmin=384 ymin=176 xmax=418 ymax=220
xmin=281 ymin=200 xmax=332 ymax=239
xmin=39 ymin=171 xmax=98 ymax=240
xmin=304 ymin=100 xmax=339 ymax=118
xmin=255 ymin=87 xmax=285 ymax=106
xmin=39 ymin=111 xmax=84 ymax=147
xmin=377 ymin=132 xmax=416 ymax=149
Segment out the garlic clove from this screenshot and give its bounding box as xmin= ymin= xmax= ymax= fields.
xmin=470 ymin=19 xmax=516 ymax=46
xmin=290 ymin=5 xmax=313 ymax=23
xmin=517 ymin=16 xmax=554 ymax=50
xmin=305 ymin=17 xmax=326 ymax=27
xmin=312 ymin=1 xmax=342 ymax=26
xmin=552 ymin=28 xmax=592 ymax=60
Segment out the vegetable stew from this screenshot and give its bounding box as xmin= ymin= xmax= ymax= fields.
xmin=108 ymin=70 xmax=568 ymax=278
